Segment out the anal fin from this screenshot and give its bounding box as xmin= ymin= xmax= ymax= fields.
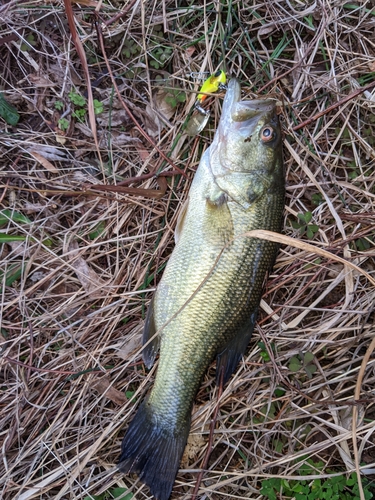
xmin=142 ymin=296 xmax=160 ymax=369
xmin=216 ymin=309 xmax=258 ymax=385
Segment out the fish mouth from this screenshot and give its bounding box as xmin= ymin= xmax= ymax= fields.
xmin=219 ymin=78 xmax=276 ymax=136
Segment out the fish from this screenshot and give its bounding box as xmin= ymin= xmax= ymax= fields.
xmin=118 ymin=78 xmax=284 ymax=500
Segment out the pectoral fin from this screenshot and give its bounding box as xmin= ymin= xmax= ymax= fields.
xmin=216 ymin=310 xmax=258 ymax=385
xmin=204 ymin=186 xmax=234 ymax=245
xmin=142 ymin=297 xmax=160 ymax=369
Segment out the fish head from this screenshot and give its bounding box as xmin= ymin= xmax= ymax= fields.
xmin=211 ymin=78 xmax=282 ymax=176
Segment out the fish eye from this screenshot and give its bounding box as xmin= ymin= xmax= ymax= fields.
xmin=260 ymin=126 xmax=276 ymax=142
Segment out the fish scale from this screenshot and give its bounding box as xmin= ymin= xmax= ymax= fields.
xmin=118 ymin=78 xmax=285 ymax=500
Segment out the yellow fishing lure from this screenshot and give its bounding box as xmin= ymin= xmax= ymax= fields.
xmin=196 ymin=70 xmax=227 ymax=104
xmin=185 ymin=70 xmax=227 ymax=135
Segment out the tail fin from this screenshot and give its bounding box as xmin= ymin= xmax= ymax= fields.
xmin=118 ymin=400 xmax=190 ymax=500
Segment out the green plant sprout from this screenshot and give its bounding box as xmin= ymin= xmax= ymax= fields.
xmin=312 ymin=192 xmax=324 ymax=206
xmin=165 ymin=87 xmax=186 ymax=108
xmin=58 ymin=118 xmax=69 ymax=131
xmin=20 ymin=33 xmax=37 ymax=51
xmin=55 ymin=92 xmax=104 ymax=125
xmin=353 ymin=235 xmax=374 ymax=252
xmin=291 ymin=212 xmax=319 ymax=239
xmin=258 ymin=341 xmax=276 ymax=362
xmin=149 ymin=25 xmax=173 ymax=69
xmin=260 ymin=458 xmax=373 ymax=500
xmin=54 ymin=100 xmax=64 ymax=111
xmin=150 ymin=46 xmax=173 ymax=69
xmin=122 ymin=38 xmax=142 ymax=59
xmin=289 ymin=351 xmax=317 ymax=379
xmin=68 ymin=91 xmax=86 ymax=107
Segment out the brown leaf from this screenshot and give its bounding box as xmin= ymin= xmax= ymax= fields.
xmin=258 ymin=24 xmax=277 ymax=36
xmin=116 ymin=331 xmax=142 ymax=360
xmin=144 ymin=89 xmax=175 ymax=136
xmin=28 ymin=74 xmax=56 ymax=87
xmin=68 ymin=241 xmax=106 ymax=295
xmin=92 ymin=376 xmax=127 ymax=405
xmin=96 ymin=109 xmax=129 ymax=128
xmin=185 ymin=46 xmax=195 ymax=58
xmin=29 ymin=151 xmax=59 ymax=174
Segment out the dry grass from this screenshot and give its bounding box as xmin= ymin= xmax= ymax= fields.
xmin=1 ymin=0 xmax=375 ymax=499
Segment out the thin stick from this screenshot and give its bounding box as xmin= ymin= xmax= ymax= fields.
xmin=191 ymin=367 xmax=225 ymax=500
xmin=63 ymin=0 xmax=103 ymax=171
xmin=103 ymin=0 xmax=139 ymax=27
xmin=292 ymin=80 xmax=375 ymax=131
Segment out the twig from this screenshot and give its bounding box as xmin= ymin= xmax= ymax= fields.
xmin=3 ymin=356 xmax=90 ymax=375
xmin=63 ymin=0 xmax=103 ymax=171
xmin=103 ymin=0 xmax=139 ymax=27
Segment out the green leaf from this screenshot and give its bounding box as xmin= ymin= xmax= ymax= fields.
xmin=20 ymin=33 xmax=37 ymax=51
xmin=93 ymin=99 xmax=104 ymax=115
xmin=72 ymin=108 xmax=86 ymax=120
xmin=303 ymin=351 xmax=314 ymax=364
xmin=304 ymin=211 xmax=313 ymax=223
xmin=260 ymin=351 xmax=270 ymax=361
xmin=89 ymin=221 xmax=106 ymax=240
xmin=58 ymin=118 xmax=69 ymax=131
xmin=274 ymin=387 xmax=285 ymax=397
xmin=0 ymin=234 xmax=27 ymax=243
xmin=0 ymin=263 xmax=24 ymax=292
xmin=1 ymin=328 xmax=9 ymax=339
xmin=306 ymin=226 xmax=316 ymax=239
xmin=54 ymin=100 xmax=64 ymax=110
xmin=260 ymin=478 xmax=280 ymax=500
xmin=0 ymin=209 xmax=32 ymax=227
xmin=305 ymin=363 xmax=317 ymax=379
xmin=348 ymin=170 xmax=359 ymax=179
xmin=177 ymin=91 xmax=186 ymax=102
xmin=0 ymin=94 xmax=20 ymax=126
xmin=165 ymin=95 xmax=177 ymax=108
xmin=273 ymin=438 xmax=284 ymax=453
xmin=312 ymin=193 xmax=324 ymax=206
xmin=69 ymin=91 xmax=86 ymax=107
xmin=289 ymin=356 xmax=302 ymax=372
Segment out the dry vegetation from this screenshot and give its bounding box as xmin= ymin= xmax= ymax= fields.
xmin=1 ymin=0 xmax=375 ymax=499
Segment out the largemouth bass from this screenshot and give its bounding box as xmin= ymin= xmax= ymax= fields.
xmin=118 ymin=78 xmax=284 ymax=500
